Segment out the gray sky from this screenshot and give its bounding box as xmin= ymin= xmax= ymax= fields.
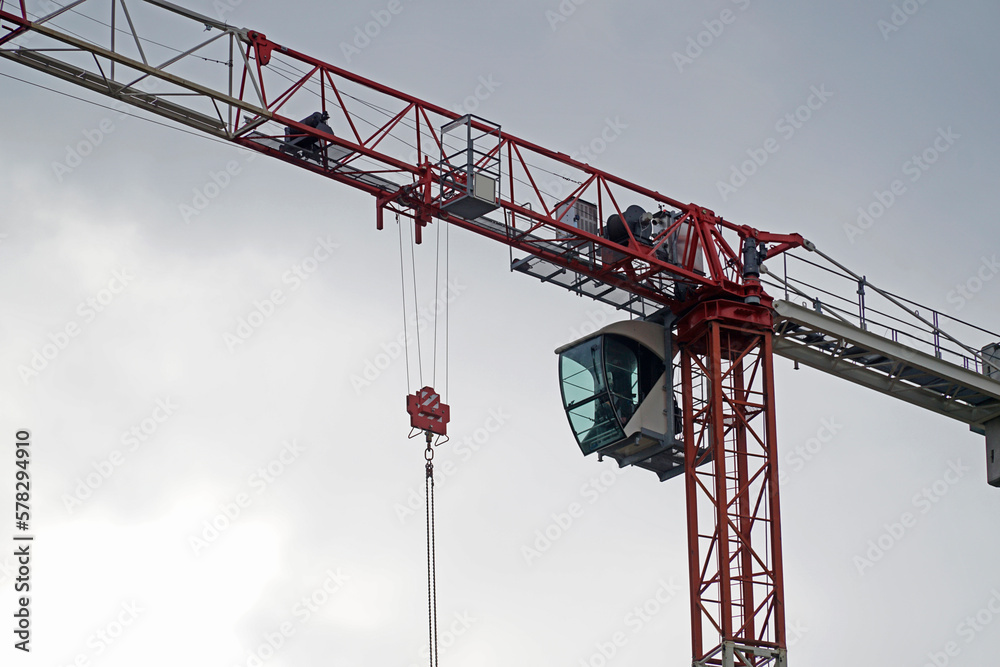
xmin=2 ymin=1 xmax=1000 ymax=666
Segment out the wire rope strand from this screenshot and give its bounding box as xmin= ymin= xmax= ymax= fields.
xmin=425 ymin=444 xmax=439 ymax=667
xmin=0 ymin=72 xmax=249 ymax=152
xmin=396 ymin=212 xmax=412 ymax=392
xmin=433 ymin=219 xmax=441 ymax=388
xmin=445 ymin=221 xmax=450 ymax=403
xmin=408 ymin=219 xmax=423 ymax=387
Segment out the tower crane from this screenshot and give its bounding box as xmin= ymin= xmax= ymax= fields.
xmin=2 ymin=2 xmax=998 ymax=665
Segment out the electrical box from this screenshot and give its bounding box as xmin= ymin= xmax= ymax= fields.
xmin=555 ymin=198 xmax=598 ymax=238
xmin=987 ymin=418 xmax=1000 ymax=488
xmin=473 ymin=172 xmax=496 ymax=204
xmin=440 ymin=172 xmax=498 ymax=220
xmin=982 ymin=343 xmax=1000 ymax=379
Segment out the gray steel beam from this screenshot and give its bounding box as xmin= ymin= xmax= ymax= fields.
xmin=773 ymin=299 xmax=1000 ymax=427
xmin=1 ymin=14 xmax=269 ymax=128
xmin=986 ymin=418 xmax=1000 ymax=487
xmin=0 ymin=49 xmax=227 ymax=136
xmin=144 ymin=0 xmax=232 ymax=32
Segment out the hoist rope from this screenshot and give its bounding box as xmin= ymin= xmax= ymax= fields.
xmin=431 ymin=216 xmax=452 ymax=397
xmin=409 ymin=218 xmax=424 ymax=387
xmin=396 ymin=211 xmax=431 ymax=391
xmin=396 ymin=212 xmax=413 ymax=392
xmin=424 ymin=437 xmax=439 ymax=667
xmin=433 ymin=220 xmax=442 ymax=389
xmin=445 ymin=223 xmax=451 ymax=403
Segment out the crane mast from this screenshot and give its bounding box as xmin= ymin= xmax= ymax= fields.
xmin=3 ymin=3 xmax=999 ymax=666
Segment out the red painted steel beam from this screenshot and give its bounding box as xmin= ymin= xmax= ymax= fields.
xmin=0 ymin=5 xmax=806 ymax=312
xmin=0 ymin=11 xmax=797 ymax=664
xmin=231 ymin=28 xmax=807 ymax=311
xmin=680 ymin=306 xmax=785 ymax=665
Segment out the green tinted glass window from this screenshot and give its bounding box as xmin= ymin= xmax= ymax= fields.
xmin=604 ymin=335 xmax=640 ymax=425
xmin=559 ymin=338 xmax=624 ymax=454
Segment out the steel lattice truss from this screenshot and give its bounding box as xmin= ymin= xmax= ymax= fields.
xmin=0 ymin=3 xmax=803 ymax=664
xmin=6 ymin=3 xmax=1000 ymax=667
xmin=0 ymin=0 xmax=803 ymax=315
xmin=680 ymin=305 xmax=785 ymax=667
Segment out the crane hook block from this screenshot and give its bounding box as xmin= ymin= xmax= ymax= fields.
xmin=407 ymin=386 xmax=450 ymax=436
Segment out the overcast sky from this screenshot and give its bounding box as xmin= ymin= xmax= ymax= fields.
xmin=2 ymin=1 xmax=1000 ymax=666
